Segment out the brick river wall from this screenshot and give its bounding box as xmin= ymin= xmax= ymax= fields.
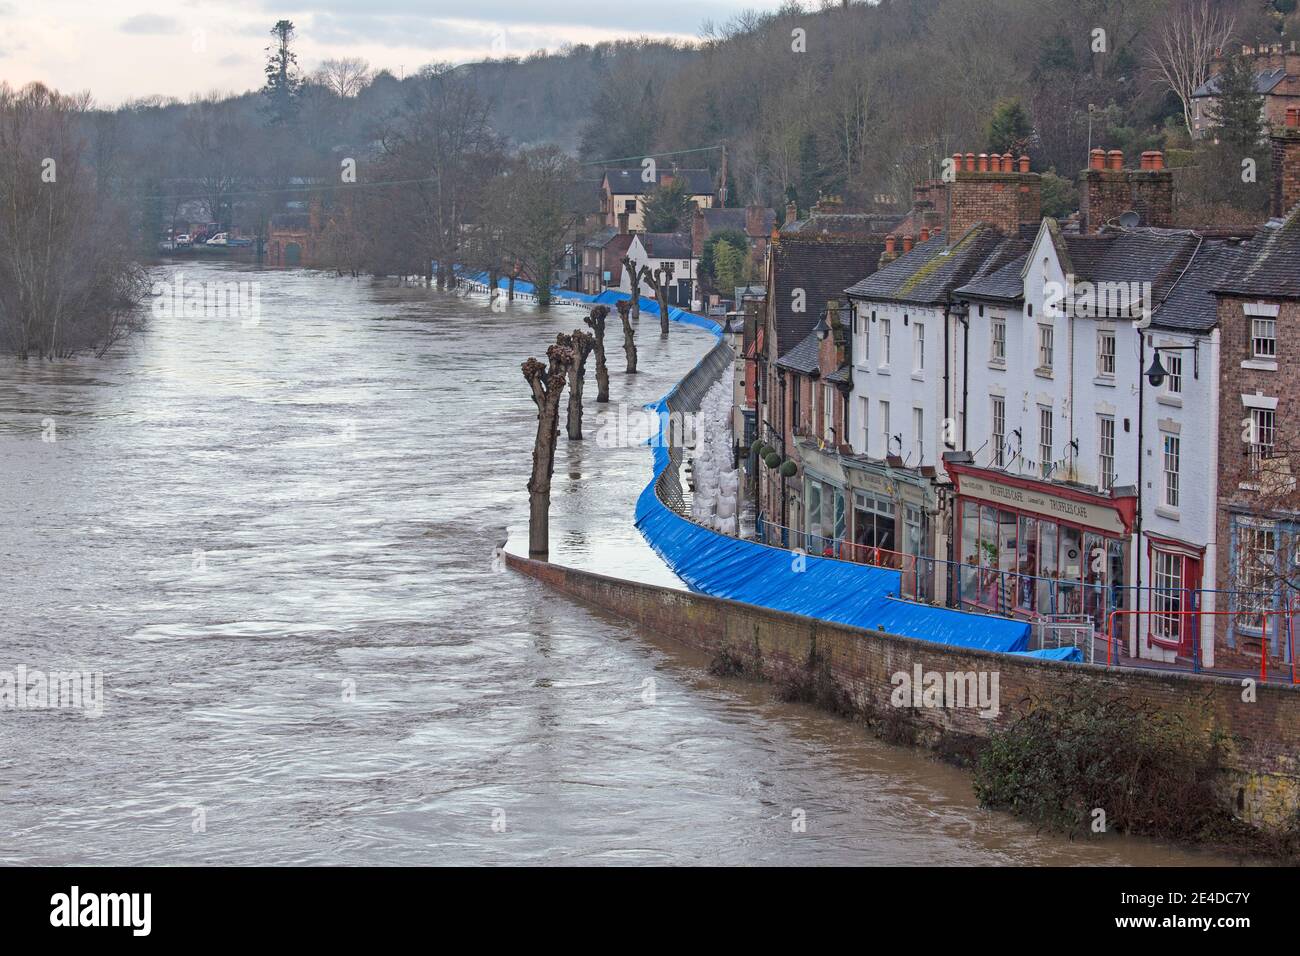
xmin=507 ymin=552 xmax=1300 ymax=831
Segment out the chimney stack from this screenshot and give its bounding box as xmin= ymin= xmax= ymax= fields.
xmin=942 ymin=146 xmax=1042 ymax=239
xmin=1081 ymin=150 xmax=1173 ymax=233
xmin=785 ymin=200 xmax=799 ymax=227
xmin=1271 ymin=109 xmax=1300 ymax=218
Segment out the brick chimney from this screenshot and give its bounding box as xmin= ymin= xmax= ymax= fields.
xmin=785 ymin=200 xmax=799 ymax=227
xmin=1080 ymin=149 xmax=1174 ymax=233
xmin=1271 ymin=107 xmax=1300 ymax=219
xmin=945 ymin=151 xmax=1041 ymax=239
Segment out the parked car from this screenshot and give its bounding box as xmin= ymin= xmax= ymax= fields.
xmin=205 ymin=233 xmax=229 ymax=246
xmin=174 ymin=234 xmax=192 ymax=247
xmin=227 ymin=237 xmax=253 ymax=248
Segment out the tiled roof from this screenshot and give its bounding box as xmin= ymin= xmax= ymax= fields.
xmin=1191 ymin=67 xmax=1289 ymax=97
xmin=1213 ymin=208 xmax=1300 ymax=300
xmin=825 ymin=364 xmax=851 ymax=384
xmin=1061 ymin=230 xmax=1204 ymax=304
xmin=770 ymin=234 xmax=883 ymax=355
xmin=583 ymin=226 xmax=618 ymax=249
xmin=845 ymin=225 xmax=1007 ymax=306
xmin=783 ymin=212 xmax=901 ymax=237
xmin=603 ymin=167 xmax=714 ymax=196
xmin=1149 ymin=239 xmax=1245 ymax=332
xmin=641 ymin=232 xmax=693 ymax=260
xmin=775 ymin=328 xmax=821 ymax=374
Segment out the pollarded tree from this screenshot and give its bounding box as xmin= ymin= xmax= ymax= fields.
xmin=584 ymin=305 xmax=611 ymax=403
xmin=558 ymin=329 xmax=596 ymax=440
xmin=616 ymin=298 xmax=637 ymax=374
xmin=522 ymin=343 xmax=574 ymax=557
xmin=639 ymin=261 xmax=675 ymax=335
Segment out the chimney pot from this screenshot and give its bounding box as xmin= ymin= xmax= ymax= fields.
xmin=1089 ymin=148 xmax=1106 ymax=170
xmin=920 ymin=227 xmax=930 ymax=242
xmin=885 ymin=235 xmax=896 ymax=254
xmin=965 ymin=152 xmax=976 ymax=172
xmin=1107 ymin=149 xmax=1124 ymax=171
xmin=902 ymin=235 xmax=914 ymax=253
xmin=978 ymin=153 xmax=990 ymax=172
xmin=952 ymin=153 xmax=963 ymax=174
xmin=1017 ymin=155 xmax=1031 ymax=173
xmin=1150 ymin=150 xmax=1165 ymax=171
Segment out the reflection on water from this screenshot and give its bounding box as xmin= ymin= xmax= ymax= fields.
xmin=0 ymin=262 xmax=1238 ymax=865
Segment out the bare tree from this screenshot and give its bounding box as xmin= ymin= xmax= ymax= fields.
xmin=640 ymin=261 xmax=675 ymax=335
xmin=314 ymin=57 xmax=372 ymax=98
xmin=0 ymin=82 xmax=148 ymax=358
xmin=1147 ymin=0 xmax=1235 ymax=136
xmin=584 ymin=305 xmax=611 ymax=402
xmin=616 ymin=298 xmax=637 ymax=373
xmin=620 ymin=254 xmax=643 ymax=323
xmin=522 ymin=344 xmax=574 ymax=557
xmin=558 ymin=329 xmax=595 ymax=439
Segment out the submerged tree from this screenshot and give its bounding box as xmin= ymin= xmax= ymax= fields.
xmin=584 ymin=305 xmax=611 ymax=403
xmin=621 ymin=255 xmax=643 ymax=324
xmin=558 ymin=329 xmax=596 ymax=440
xmin=0 ymin=82 xmax=148 ymax=358
xmin=639 ymin=261 xmax=676 ymax=335
xmin=616 ymin=298 xmax=637 ymax=374
xmin=521 ymin=343 xmax=574 ymax=557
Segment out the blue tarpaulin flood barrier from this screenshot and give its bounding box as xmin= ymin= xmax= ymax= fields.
xmin=463 ymin=266 xmax=1045 ymax=658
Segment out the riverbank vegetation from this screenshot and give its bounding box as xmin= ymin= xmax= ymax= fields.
xmin=0 ymin=83 xmax=148 ymax=359
xmin=974 ymin=687 xmax=1299 ymax=856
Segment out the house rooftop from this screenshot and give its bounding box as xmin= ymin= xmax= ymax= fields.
xmin=770 ymin=233 xmax=883 ymax=355
xmin=1213 ymin=207 xmax=1300 ymax=300
xmin=846 ymin=225 xmax=1011 ymax=306
xmin=639 ymin=232 xmax=693 ymax=260
xmin=603 ymin=167 xmax=714 ymax=196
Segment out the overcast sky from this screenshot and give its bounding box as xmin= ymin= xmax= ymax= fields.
xmin=0 ymin=0 xmax=791 ymax=106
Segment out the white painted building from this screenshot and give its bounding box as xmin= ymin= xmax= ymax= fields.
xmin=953 ymin=219 xmax=1236 ymax=663
xmin=620 ymin=233 xmax=697 ymax=307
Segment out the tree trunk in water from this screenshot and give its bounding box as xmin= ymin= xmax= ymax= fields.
xmin=521 ymin=344 xmax=574 ymax=558
xmin=616 ymin=299 xmax=637 ymax=374
xmin=584 ymin=305 xmax=610 ymax=403
xmin=622 ymin=256 xmax=642 ymax=324
xmin=559 ymin=329 xmax=595 ymax=440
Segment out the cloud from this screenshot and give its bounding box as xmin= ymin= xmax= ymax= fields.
xmin=120 ymin=14 xmax=183 ymax=35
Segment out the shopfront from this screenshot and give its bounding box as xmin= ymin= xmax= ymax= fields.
xmin=840 ymin=454 xmax=938 ymax=600
xmin=946 ymin=461 xmax=1136 ymax=632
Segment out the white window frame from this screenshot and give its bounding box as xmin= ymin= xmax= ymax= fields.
xmin=991 ymin=396 xmax=1006 ymax=467
xmin=1162 ymin=432 xmax=1180 ymax=508
xmin=1164 ymin=351 xmax=1183 ymax=395
xmin=1249 ymin=407 xmax=1276 ymax=475
xmin=1038 ymin=324 xmax=1054 ymax=372
xmin=1252 ymin=318 xmax=1277 ymax=360
xmin=1237 ymin=525 xmax=1276 ymax=631
xmin=1039 ymin=406 xmax=1053 ymax=478
xmin=858 ymin=396 xmax=869 ymax=453
xmin=1098 ymin=415 xmax=1115 ymax=491
xmin=913 ymin=322 xmax=925 ymax=373
xmin=991 ymin=317 xmax=1006 ymax=364
xmin=1097 ymin=329 xmax=1116 ymax=378
xmin=1151 ymin=549 xmax=1184 ymax=644
xmin=879 ymin=400 xmax=891 ymax=456
xmin=880 ymin=317 xmax=891 ymax=367
xmin=912 ymin=407 xmax=924 ymax=463
xmin=823 ymin=384 xmax=834 ymax=441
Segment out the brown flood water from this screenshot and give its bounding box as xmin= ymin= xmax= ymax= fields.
xmin=0 ymin=261 xmax=1244 ymax=865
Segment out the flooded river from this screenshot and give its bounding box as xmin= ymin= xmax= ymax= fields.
xmin=0 ymin=261 xmax=1236 ymax=865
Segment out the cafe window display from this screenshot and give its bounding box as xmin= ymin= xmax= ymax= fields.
xmin=957 ymin=499 xmax=1126 ymax=628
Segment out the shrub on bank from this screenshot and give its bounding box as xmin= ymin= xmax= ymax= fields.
xmin=973 ymin=686 xmax=1236 ymax=843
